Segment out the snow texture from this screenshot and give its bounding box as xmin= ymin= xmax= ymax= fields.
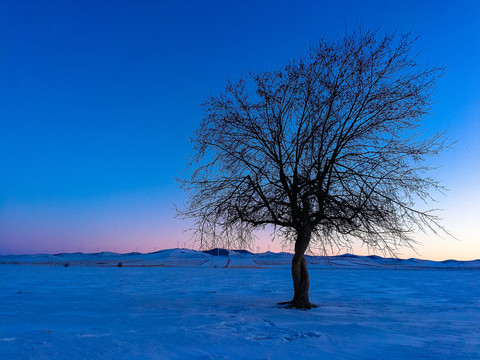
xmin=1 ymin=249 xmax=479 ymax=359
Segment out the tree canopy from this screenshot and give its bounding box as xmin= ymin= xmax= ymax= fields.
xmin=179 ymin=29 xmax=447 ymax=308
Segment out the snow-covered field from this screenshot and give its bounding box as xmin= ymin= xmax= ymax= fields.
xmin=1 ymin=250 xmax=479 ymax=359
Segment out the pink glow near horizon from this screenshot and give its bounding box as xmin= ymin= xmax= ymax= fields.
xmin=1 ymin=213 xmax=478 ymax=261
xmin=1 ymin=184 xmax=478 ymax=261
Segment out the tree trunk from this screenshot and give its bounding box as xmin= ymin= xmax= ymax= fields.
xmin=280 ymin=222 xmax=316 ymax=309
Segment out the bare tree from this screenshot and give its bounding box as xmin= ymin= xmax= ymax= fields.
xmin=179 ymin=29 xmax=447 ymax=309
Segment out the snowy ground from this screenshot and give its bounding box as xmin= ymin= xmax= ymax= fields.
xmin=1 ymin=250 xmax=479 ymax=359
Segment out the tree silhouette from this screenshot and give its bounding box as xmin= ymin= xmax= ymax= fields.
xmin=179 ymin=29 xmax=447 ymax=309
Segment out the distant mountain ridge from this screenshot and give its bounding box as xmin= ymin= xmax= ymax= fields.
xmin=1 ymin=248 xmax=479 ymax=269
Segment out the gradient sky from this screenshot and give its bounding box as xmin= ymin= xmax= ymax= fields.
xmin=1 ymin=0 xmax=479 ymax=260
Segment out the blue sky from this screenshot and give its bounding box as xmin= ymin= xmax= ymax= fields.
xmin=1 ymin=0 xmax=479 ymax=259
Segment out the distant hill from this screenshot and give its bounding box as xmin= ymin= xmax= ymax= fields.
xmin=1 ymin=248 xmax=479 ymax=269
